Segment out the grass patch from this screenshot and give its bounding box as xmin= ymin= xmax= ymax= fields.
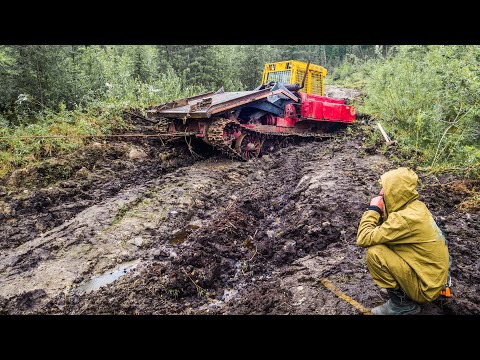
xmin=0 ymin=72 xmax=204 ymax=182
xmin=0 ymin=105 xmax=127 ymax=180
xmin=112 ymin=196 xmax=151 ymax=225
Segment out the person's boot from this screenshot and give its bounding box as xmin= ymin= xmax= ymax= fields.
xmin=371 ymin=287 xmax=421 ymax=315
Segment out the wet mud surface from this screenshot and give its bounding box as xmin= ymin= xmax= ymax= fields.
xmin=0 ymin=122 xmax=478 ymax=315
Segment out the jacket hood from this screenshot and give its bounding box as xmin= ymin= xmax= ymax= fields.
xmin=380 ymin=167 xmax=419 ymax=212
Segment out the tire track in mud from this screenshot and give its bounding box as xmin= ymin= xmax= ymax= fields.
xmin=0 ymin=140 xmax=196 ymax=251
xmin=205 ymin=137 xmax=390 ymax=315
xmin=28 ymin=134 xmax=392 ymax=315
xmin=0 ymin=156 xmax=250 ymax=309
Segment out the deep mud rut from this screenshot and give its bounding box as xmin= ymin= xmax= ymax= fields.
xmin=0 ymin=122 xmax=478 ymax=315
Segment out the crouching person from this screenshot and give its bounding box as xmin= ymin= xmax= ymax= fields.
xmin=357 ymin=167 xmax=449 ymax=315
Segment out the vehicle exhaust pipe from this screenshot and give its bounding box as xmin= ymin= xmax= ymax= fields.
xmin=298 ymin=61 xmax=311 ymax=90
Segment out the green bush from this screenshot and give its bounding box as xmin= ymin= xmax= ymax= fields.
xmin=363 ymin=45 xmax=480 ymax=177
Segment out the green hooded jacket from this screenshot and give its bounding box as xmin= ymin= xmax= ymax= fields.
xmin=357 ymin=167 xmax=449 ymax=301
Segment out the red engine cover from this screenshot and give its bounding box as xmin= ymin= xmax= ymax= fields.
xmin=299 ymin=93 xmax=355 ymax=123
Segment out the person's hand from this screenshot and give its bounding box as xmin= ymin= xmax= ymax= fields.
xmin=370 ymin=196 xmax=385 ymax=212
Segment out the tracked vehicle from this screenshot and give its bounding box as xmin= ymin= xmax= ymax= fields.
xmin=147 ymin=60 xmax=355 ymax=160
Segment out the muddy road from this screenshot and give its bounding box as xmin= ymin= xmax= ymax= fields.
xmin=0 ymin=122 xmax=478 ymax=315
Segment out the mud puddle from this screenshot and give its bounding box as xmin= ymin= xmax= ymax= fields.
xmin=76 ymin=259 xmax=141 ymax=294
xmin=170 ymin=225 xmax=201 ymax=245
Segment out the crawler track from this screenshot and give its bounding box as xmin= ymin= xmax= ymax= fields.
xmin=196 ymin=117 xmax=336 ymax=161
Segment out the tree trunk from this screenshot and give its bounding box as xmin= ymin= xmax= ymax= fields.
xmin=34 ymin=47 xmax=44 ymax=108
xmin=322 ymin=45 xmax=327 ymax=67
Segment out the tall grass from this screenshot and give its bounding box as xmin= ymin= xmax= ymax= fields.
xmin=0 ymin=70 xmax=204 ymax=179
